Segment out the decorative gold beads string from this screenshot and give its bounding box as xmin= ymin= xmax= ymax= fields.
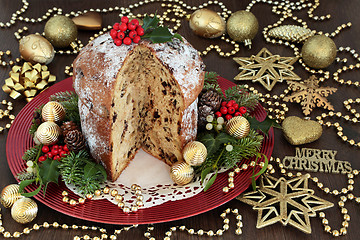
xmin=0 ymin=100 xmax=15 ymax=133
xmin=144 ymin=208 xmax=243 ymax=240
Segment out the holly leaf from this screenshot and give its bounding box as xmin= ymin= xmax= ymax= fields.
xmin=200 ymin=166 xmax=212 ymax=184
xmin=83 ymin=161 xmax=107 ymax=182
xmin=142 ymin=14 xmax=160 ymax=31
xmin=199 ymin=132 xmax=236 ymax=155
xmin=143 ymin=27 xmax=176 ymax=43
xmin=173 ymin=33 xmax=183 ymax=42
xmin=247 ymin=116 xmax=281 ymax=136
xmin=38 ymin=158 xmax=61 ymax=196
xmin=204 ymin=171 xmax=218 ymax=192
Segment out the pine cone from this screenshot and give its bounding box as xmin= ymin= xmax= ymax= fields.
xmin=61 ymin=121 xmax=79 ymax=137
xmin=198 ymin=105 xmax=214 ymax=128
xmin=64 ymin=130 xmax=86 ymax=152
xmin=199 ymin=89 xmax=222 ymax=111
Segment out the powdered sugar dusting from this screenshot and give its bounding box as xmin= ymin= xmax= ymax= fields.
xmin=181 ymin=98 xmax=198 ymax=144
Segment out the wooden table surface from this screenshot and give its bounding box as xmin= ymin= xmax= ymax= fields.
xmin=0 ymin=0 xmax=359 ymax=239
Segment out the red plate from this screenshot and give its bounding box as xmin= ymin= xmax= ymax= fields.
xmin=6 ymin=77 xmax=274 ymax=225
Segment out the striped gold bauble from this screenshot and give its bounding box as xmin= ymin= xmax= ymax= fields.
xmin=226 ymin=116 xmax=250 ymax=139
xmin=1 ymin=184 xmax=23 ymax=208
xmin=41 ymin=101 xmax=66 ymax=122
xmin=11 ymin=197 xmax=38 ymax=224
xmin=35 ymin=121 xmax=61 ymax=145
xmin=183 ymin=141 xmax=207 ymax=166
xmin=170 ymin=161 xmax=195 ymax=185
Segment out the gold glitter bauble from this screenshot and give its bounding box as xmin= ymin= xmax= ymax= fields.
xmin=19 ymin=34 xmax=55 ymax=65
xmin=11 ymin=197 xmax=38 ymax=224
xmin=226 ymin=116 xmax=250 ymax=139
xmin=301 ymin=35 xmax=337 ymax=69
xmin=183 ymin=141 xmax=207 ymax=166
xmin=42 ymin=101 xmax=66 ymax=122
xmin=282 ymin=116 xmax=323 ymax=145
xmin=44 ymin=15 xmax=78 ymax=48
xmin=1 ymin=184 xmax=23 ymax=208
xmin=188 ymin=9 xmax=226 ymax=38
xmin=35 ymin=121 xmax=61 ymax=145
xmin=170 ymin=162 xmax=195 ymax=185
xmin=226 ymin=11 xmax=258 ymax=47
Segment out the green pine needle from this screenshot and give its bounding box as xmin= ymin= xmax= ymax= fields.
xmin=224 ymin=86 xmax=259 ymax=110
xmin=50 ymin=91 xmax=80 ymax=125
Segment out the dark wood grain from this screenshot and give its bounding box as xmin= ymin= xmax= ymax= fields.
xmin=0 ymin=0 xmax=359 ymax=239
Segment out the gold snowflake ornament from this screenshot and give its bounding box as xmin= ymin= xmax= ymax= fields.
xmin=237 ymin=174 xmax=334 ymax=234
xmin=233 ymin=48 xmax=300 ymax=91
xmin=284 ymin=75 xmax=337 ymax=115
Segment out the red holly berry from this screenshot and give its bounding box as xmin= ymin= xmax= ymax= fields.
xmin=110 ymin=29 xmax=118 ymax=39
xmin=123 ymin=37 xmax=132 ymax=45
xmin=39 ymin=156 xmax=46 ymax=162
xmin=51 ymin=148 xmax=59 ymax=156
xmin=117 ymin=31 xmax=125 ymax=39
xmin=113 ymin=23 xmax=120 ymax=31
xmin=119 ymin=23 xmax=127 ymax=32
xmin=228 ymin=100 xmax=236 ymax=105
xmin=215 ymin=111 xmax=222 ymax=118
xmin=130 ymin=19 xmax=139 ymax=26
xmin=136 ymin=27 xmax=144 ymax=36
xmin=47 ymin=153 xmax=53 ymax=159
xmin=114 ymin=38 xmax=122 ymax=46
xmin=228 ymin=107 xmax=235 ymax=114
xmin=233 ymin=103 xmax=239 ymax=110
xmin=226 ymin=102 xmax=233 ymax=108
xmin=220 ymin=107 xmax=228 ymax=115
xmin=239 ymin=106 xmax=247 ymax=114
xmin=52 ymin=145 xmax=59 ymax=150
xmin=133 ymin=35 xmax=141 ymax=43
xmin=53 ymin=155 xmax=60 ymax=161
xmin=128 ymin=22 xmax=137 ymax=31
xmin=234 ymin=112 xmax=242 ymax=117
xmin=60 ymin=151 xmax=67 ymax=157
xmin=128 ymin=30 xmax=137 ymax=39
xmin=42 ymin=145 xmax=50 ymax=153
xmin=221 ymin=101 xmax=227 ymax=107
xmin=121 ymin=16 xmax=129 ymax=24
xmin=225 ymin=114 xmax=232 ymax=120
xmin=63 ymin=145 xmax=69 ymax=152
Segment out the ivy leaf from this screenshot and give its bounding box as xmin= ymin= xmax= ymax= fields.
xmin=247 ymin=116 xmax=281 ymax=136
xmin=142 ymin=14 xmax=160 ymax=31
xmin=38 ymin=158 xmax=61 ymax=196
xmin=204 ymin=171 xmax=218 ymax=192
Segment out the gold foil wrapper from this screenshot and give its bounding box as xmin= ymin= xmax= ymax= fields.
xmin=2 ymin=62 xmax=56 ymax=102
xmin=11 ymin=197 xmax=38 ymax=224
xmin=183 ymin=141 xmax=207 ymax=166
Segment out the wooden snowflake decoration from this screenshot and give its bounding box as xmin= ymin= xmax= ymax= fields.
xmin=283 ymin=75 xmax=337 ymax=115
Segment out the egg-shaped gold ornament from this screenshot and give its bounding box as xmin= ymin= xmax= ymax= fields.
xmin=35 ymin=121 xmax=61 ymax=145
xmin=11 ymin=197 xmax=38 ymax=224
xmin=226 ymin=10 xmax=259 ymax=48
xmin=226 ymin=116 xmax=250 ymax=139
xmin=301 ymin=35 xmax=337 ymax=69
xmin=188 ymin=9 xmax=226 ymax=38
xmin=42 ymin=101 xmax=66 ymax=122
xmin=44 ymin=15 xmax=78 ymax=48
xmin=1 ymin=184 xmax=23 ymax=208
xmin=170 ymin=162 xmax=195 ymax=185
xmin=19 ymin=34 xmax=55 ymax=65
xmin=183 ymin=141 xmax=207 ymax=166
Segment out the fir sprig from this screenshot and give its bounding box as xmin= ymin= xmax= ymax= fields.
xmin=50 ymin=91 xmax=80 ymax=125
xmin=203 ymin=72 xmax=223 ymax=95
xmin=59 ymin=150 xmax=107 ymax=196
xmin=22 ymin=144 xmax=42 ymax=162
xmin=29 ymin=105 xmax=44 ymax=136
xmin=224 ymin=86 xmax=259 ymax=110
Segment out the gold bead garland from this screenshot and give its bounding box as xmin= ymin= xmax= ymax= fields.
xmin=0 ymin=100 xmax=15 ymax=133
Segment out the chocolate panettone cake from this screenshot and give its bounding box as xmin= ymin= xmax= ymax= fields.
xmin=73 ymin=33 xmax=205 ymax=181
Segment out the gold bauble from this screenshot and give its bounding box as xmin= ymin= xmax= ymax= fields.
xmin=72 ymin=12 xmax=102 ymax=30
xmin=35 ymin=121 xmax=61 ymax=145
xmin=188 ymin=9 xmax=226 ymax=38
xmin=226 ymin=116 xmax=250 ymax=139
xmin=183 ymin=141 xmax=207 ymax=166
xmin=19 ymin=34 xmax=55 ymax=65
xmin=227 ymin=10 xmax=259 ymax=47
xmin=282 ymin=116 xmax=323 ymax=145
xmin=42 ymin=101 xmax=66 ymax=122
xmin=44 ymin=15 xmax=78 ymax=48
xmin=1 ymin=184 xmax=23 ymax=208
xmin=11 ymin=197 xmax=38 ymax=224
xmin=170 ymin=162 xmax=195 ymax=185
xmin=301 ymin=35 xmax=337 ymax=69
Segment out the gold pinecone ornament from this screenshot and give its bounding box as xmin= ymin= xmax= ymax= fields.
xmin=11 ymin=197 xmax=38 ymax=224
xmin=226 ymin=116 xmax=250 ymax=139
xmin=268 ymin=25 xmax=314 ymax=43
xmin=183 ymin=141 xmax=207 ymax=166
xmin=64 ymin=130 xmax=86 ymax=152
xmin=1 ymin=184 xmax=23 ymax=208
xmin=170 ymin=162 xmax=195 ymax=185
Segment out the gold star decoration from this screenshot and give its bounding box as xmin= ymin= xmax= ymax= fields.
xmin=237 ymin=174 xmax=334 ymax=234
xmin=233 ymin=48 xmax=300 ymax=91
xmin=283 ymin=75 xmax=337 ymax=115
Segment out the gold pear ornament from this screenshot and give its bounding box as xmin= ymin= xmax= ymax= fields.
xmin=1 ymin=184 xmax=23 ymax=208
xmin=188 ymin=9 xmax=226 ymax=38
xmin=19 ymin=34 xmax=55 ymax=65
xmin=183 ymin=141 xmax=207 ymax=166
xmin=170 ymin=161 xmax=195 ymax=185
xmin=11 ymin=197 xmax=38 ymax=224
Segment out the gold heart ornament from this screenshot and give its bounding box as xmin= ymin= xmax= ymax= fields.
xmin=282 ymin=116 xmax=322 ymax=145
xmin=72 ymin=12 xmax=102 ymax=30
